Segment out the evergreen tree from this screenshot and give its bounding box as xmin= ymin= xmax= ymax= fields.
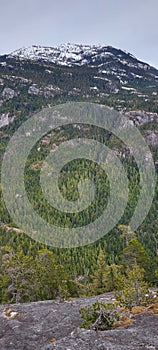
xmin=121 ymin=239 xmax=151 ymax=279
xmin=103 ymin=264 xmax=122 ymax=292
xmin=91 ymin=249 xmax=107 ymax=294
xmin=1 ymin=251 xmax=39 ymax=303
xmin=119 ymin=225 xmax=136 ymax=247
xmin=115 ymin=264 xmax=149 ymax=310
xmin=35 ymin=249 xmax=73 ymax=300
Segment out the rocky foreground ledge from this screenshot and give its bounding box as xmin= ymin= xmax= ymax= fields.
xmin=0 ymin=293 xmax=157 ymax=350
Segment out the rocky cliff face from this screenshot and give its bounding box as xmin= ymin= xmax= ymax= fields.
xmin=0 ymin=293 xmax=157 ymax=350
xmin=0 ymin=113 xmax=15 ymax=128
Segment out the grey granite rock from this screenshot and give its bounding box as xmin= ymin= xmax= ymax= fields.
xmin=0 ymin=293 xmax=157 ymax=350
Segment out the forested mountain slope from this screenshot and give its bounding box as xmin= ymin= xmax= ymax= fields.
xmin=0 ymin=44 xmax=158 ymax=293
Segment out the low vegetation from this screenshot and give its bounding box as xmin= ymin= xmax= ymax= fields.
xmin=79 ymin=301 xmax=119 ymax=330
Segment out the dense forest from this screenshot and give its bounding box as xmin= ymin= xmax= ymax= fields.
xmin=0 ymin=112 xmax=158 ymax=303
xmin=0 ymin=51 xmax=158 ymax=304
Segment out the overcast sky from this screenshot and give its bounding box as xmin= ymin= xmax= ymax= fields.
xmin=0 ymin=0 xmax=158 ymax=67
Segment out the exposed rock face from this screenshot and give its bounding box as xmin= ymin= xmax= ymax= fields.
xmin=144 ymin=130 xmax=158 ymax=146
xmin=0 ymin=113 xmax=15 ymax=128
xmin=0 ymin=293 xmax=157 ymax=350
xmin=28 ymin=84 xmax=40 ymax=95
xmin=2 ymin=87 xmax=17 ymax=100
xmin=28 ymin=84 xmax=60 ymax=97
xmin=125 ymin=110 xmax=158 ymax=126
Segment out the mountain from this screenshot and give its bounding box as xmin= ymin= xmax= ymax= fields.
xmin=8 ymin=43 xmax=158 ymax=76
xmin=0 ymin=44 xmax=158 ymax=126
xmin=0 ymin=44 xmax=158 ymax=280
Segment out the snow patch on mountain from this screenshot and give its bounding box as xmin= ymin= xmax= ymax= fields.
xmin=8 ymin=43 xmax=153 ymax=72
xmin=9 ymin=44 xmax=103 ymax=66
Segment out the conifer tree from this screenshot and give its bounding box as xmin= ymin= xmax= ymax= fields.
xmin=115 ymin=263 xmax=149 ymax=310
xmin=91 ymin=249 xmax=107 ymax=294
xmin=121 ymin=239 xmax=151 ymax=278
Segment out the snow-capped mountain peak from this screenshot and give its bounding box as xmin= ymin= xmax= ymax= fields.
xmin=1 ymin=43 xmax=158 ymax=127
xmin=9 ymin=43 xmax=139 ymax=68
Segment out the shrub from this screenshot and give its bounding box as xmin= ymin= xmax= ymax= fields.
xmin=79 ymin=301 xmax=119 ymax=331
